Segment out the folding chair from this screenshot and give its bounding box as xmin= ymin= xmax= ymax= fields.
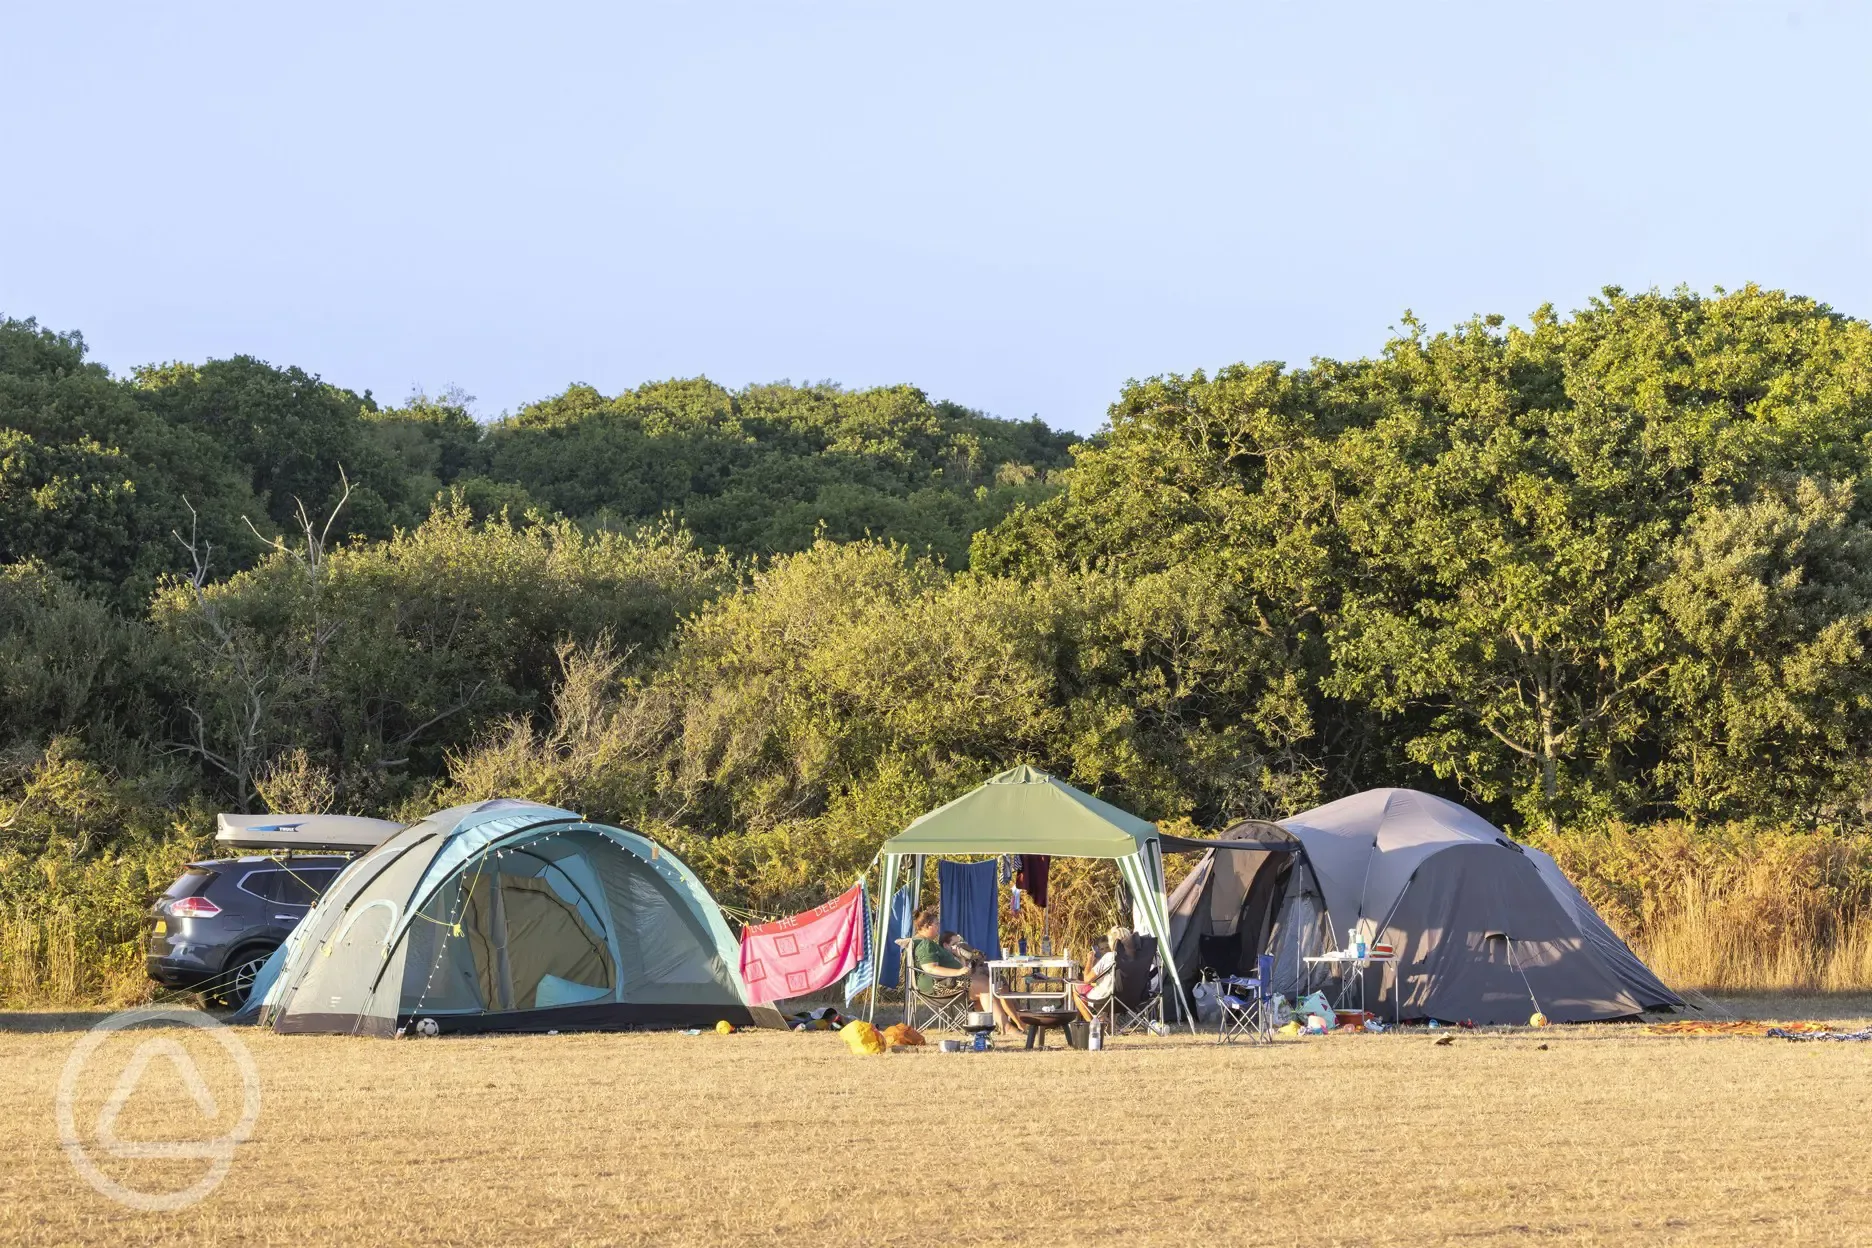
xmin=1217 ymin=953 xmax=1275 ymax=1044
xmin=900 ymin=940 xmax=972 ymax=1032
xmin=1097 ymin=933 xmax=1163 ymax=1035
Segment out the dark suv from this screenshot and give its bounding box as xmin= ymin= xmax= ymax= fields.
xmin=145 ymin=855 xmax=348 ymax=1008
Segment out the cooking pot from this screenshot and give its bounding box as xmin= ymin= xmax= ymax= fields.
xmin=964 ymin=1011 xmax=997 ymax=1030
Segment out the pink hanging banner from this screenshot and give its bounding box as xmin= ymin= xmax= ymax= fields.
xmin=737 ymin=884 xmax=866 ymax=1007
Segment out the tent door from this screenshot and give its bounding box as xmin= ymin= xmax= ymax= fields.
xmin=462 ymin=872 xmax=614 ymax=1011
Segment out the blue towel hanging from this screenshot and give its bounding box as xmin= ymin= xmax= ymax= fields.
xmin=938 ymin=858 xmax=1001 ymax=961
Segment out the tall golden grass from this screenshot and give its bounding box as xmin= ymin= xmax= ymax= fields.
xmin=0 ymin=905 xmax=151 ymax=1007
xmin=1536 ymin=821 xmax=1872 ymax=993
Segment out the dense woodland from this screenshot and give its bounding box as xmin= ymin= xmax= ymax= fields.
xmin=8 ymin=285 xmax=1872 ymax=998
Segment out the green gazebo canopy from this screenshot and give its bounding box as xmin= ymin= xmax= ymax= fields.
xmin=877 ymin=765 xmax=1158 ymax=859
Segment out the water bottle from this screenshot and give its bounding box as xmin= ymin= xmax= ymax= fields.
xmin=1089 ymin=1018 xmax=1104 ymax=1051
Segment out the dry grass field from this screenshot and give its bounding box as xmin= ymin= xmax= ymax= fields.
xmin=3 ymin=998 xmax=1870 ymax=1247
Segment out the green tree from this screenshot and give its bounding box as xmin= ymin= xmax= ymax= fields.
xmin=0 ymin=319 xmax=260 ymax=603
xmin=133 ymin=355 xmax=410 ymax=542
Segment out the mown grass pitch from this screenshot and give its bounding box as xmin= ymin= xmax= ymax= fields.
xmin=3 ymin=996 xmax=1869 ymax=1246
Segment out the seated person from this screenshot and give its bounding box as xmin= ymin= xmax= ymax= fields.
xmin=1072 ymin=927 xmax=1128 ymax=1022
xmin=910 ymin=909 xmax=973 ymax=1001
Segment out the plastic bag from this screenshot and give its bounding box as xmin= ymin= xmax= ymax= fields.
xmin=881 ymin=1023 xmax=925 ymax=1047
xmin=841 ymin=1019 xmax=887 ymax=1055
xmin=1297 ymin=991 xmax=1335 ymax=1027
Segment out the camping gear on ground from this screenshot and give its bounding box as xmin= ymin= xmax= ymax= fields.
xmin=1216 ymin=954 xmax=1275 ymax=1045
xmin=1164 ymin=788 xmax=1683 ymax=1026
xmin=1066 ymin=1018 xmax=1089 ymax=1049
xmin=1297 ymin=991 xmax=1335 ymax=1024
xmin=881 ymin=1022 xmax=925 ymax=1047
xmin=1014 ymin=1005 xmax=1076 ymax=1049
xmin=962 ymin=1009 xmax=997 ymax=1054
xmin=1097 ymin=934 xmax=1162 ymax=1035
xmin=1088 ymin=1016 xmax=1104 ymax=1050
xmin=864 ymin=767 xmax=1190 ymax=1032
xmin=248 ymin=798 xmax=779 ymax=1036
xmin=1767 ymin=1027 xmax=1872 ymax=1042
xmin=841 ymin=1019 xmax=886 ymax=1055
xmin=939 ymin=1038 xmax=962 ymax=1052
xmin=937 ymin=858 xmax=1002 ymax=962
xmin=739 ymin=884 xmax=867 ymax=1006
xmin=1191 ymin=978 xmax=1221 ymax=1024
xmin=787 ymin=1006 xmax=849 ymax=1031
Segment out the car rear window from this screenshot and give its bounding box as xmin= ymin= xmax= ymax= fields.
xmin=162 ymin=868 xmax=217 ymax=899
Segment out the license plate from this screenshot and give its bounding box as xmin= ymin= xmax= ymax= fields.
xmin=152 ymin=920 xmax=166 ymax=936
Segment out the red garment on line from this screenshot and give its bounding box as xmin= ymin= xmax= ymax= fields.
xmin=737 ymin=884 xmax=865 ymax=1006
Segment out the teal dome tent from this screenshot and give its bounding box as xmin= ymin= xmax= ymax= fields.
xmin=252 ymin=799 xmax=776 ymax=1036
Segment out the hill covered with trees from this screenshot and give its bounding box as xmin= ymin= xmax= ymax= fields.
xmin=7 ymin=285 xmax=1872 ymax=1001
xmin=0 ymin=320 xmax=1077 ymax=607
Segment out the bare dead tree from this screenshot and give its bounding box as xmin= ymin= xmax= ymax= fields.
xmin=167 ymin=477 xmax=353 ymax=812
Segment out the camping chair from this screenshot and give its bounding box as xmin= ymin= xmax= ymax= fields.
xmin=900 ymin=940 xmax=972 ymax=1032
xmin=1217 ymin=953 xmax=1275 ymax=1044
xmin=1096 ymin=933 xmax=1162 ymax=1035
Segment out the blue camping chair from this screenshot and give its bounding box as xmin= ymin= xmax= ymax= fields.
xmin=1217 ymin=953 xmax=1275 ymax=1044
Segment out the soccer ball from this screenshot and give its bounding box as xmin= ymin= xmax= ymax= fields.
xmin=415 ymin=1017 xmax=440 ymax=1037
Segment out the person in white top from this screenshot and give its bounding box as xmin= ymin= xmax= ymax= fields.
xmin=1070 ymin=926 xmax=1128 ymax=1021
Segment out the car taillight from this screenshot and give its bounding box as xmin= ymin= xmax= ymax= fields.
xmin=167 ymin=896 xmax=222 ymax=918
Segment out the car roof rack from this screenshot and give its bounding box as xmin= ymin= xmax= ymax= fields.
xmin=214 ymin=813 xmax=404 ymax=854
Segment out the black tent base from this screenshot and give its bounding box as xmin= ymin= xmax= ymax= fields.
xmin=402 ymin=1001 xmax=765 ymax=1035
xmin=275 ymin=1001 xmax=765 ymax=1037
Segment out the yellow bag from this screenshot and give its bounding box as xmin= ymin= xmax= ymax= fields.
xmin=881 ymin=1023 xmax=926 ymax=1048
xmin=715 ymin=1020 xmax=736 ymax=1035
xmin=841 ymin=1019 xmax=887 ymax=1055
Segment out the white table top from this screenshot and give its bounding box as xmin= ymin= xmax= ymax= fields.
xmin=1304 ymin=951 xmax=1396 ymax=963
xmin=987 ymin=957 xmax=1077 ymax=970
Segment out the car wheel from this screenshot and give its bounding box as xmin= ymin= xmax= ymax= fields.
xmin=207 ymin=947 xmax=275 ymax=1010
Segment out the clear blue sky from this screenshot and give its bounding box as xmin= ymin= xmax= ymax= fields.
xmin=5 ymin=2 xmax=1868 ymax=433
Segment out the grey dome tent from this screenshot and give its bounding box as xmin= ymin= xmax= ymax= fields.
xmin=1165 ymin=788 xmax=1681 ymax=1024
xmin=248 ymin=798 xmax=778 ymax=1036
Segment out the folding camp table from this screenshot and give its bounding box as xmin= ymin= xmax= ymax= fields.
xmin=1303 ymin=950 xmax=1398 ymax=1024
xmin=988 ymin=957 xmax=1079 ymax=1015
